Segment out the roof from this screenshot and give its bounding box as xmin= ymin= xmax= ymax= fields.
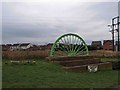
xmin=6 ymin=44 xmax=12 ymax=46
xmin=91 ymin=41 xmax=102 ymax=45
xmin=47 ymin=43 xmax=53 ymax=46
xmin=12 ymin=44 xmax=20 ymax=46
xmin=20 ymin=43 xmax=30 ymax=47
xmin=2 ymin=44 xmax=6 ymax=47
xmin=103 ymin=40 xmax=113 ymax=44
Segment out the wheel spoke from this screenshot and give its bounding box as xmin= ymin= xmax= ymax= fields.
xmin=63 ymin=36 xmax=69 ymax=52
xmin=61 ymin=38 xmax=65 ymax=44
xmin=66 ymin=35 xmax=71 ymax=51
xmin=75 ymin=43 xmax=85 ymax=54
xmin=76 ymin=48 xmax=86 ymax=55
xmin=55 ymin=49 xmax=67 ymax=56
xmin=70 ymin=35 xmax=73 ymax=51
xmin=74 ymin=40 xmax=83 ymax=52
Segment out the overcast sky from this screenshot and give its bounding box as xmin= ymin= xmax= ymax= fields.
xmin=2 ymin=1 xmax=119 ymax=45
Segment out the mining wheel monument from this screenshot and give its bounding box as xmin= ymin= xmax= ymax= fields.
xmin=50 ymin=33 xmax=89 ymax=57
xmin=48 ymin=33 xmax=112 ymax=72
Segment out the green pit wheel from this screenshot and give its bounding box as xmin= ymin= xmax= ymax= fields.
xmin=50 ymin=33 xmax=89 ymax=57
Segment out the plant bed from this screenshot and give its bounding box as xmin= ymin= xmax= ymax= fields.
xmin=47 ymin=56 xmax=113 ymax=72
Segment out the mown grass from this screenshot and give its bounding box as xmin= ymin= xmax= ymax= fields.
xmin=100 ymin=57 xmax=120 ymax=61
xmin=2 ymin=59 xmax=119 ymax=88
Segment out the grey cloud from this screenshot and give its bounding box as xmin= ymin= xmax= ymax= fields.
xmin=2 ymin=2 xmax=118 ymax=45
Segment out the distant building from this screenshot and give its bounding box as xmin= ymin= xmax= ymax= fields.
xmin=11 ymin=43 xmax=20 ymax=51
xmin=2 ymin=44 xmax=12 ymax=51
xmin=19 ymin=43 xmax=33 ymax=50
xmin=39 ymin=45 xmax=47 ymax=50
xmin=11 ymin=43 xmax=33 ymax=51
xmin=6 ymin=44 xmax=12 ymax=50
xmin=103 ymin=40 xmax=113 ymax=50
xmin=39 ymin=43 xmax=53 ymax=50
xmin=2 ymin=44 xmax=7 ymax=51
xmin=91 ymin=41 xmax=102 ymax=50
xmin=1 ymin=43 xmax=53 ymax=51
xmin=27 ymin=45 xmax=40 ymax=51
xmin=46 ymin=43 xmax=53 ymax=50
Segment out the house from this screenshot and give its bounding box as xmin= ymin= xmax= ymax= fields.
xmin=103 ymin=40 xmax=113 ymax=50
xmin=27 ymin=45 xmax=40 ymax=51
xmin=91 ymin=41 xmax=102 ymax=50
xmin=46 ymin=43 xmax=53 ymax=50
xmin=2 ymin=44 xmax=7 ymax=51
xmin=6 ymin=44 xmax=12 ymax=50
xmin=2 ymin=44 xmax=12 ymax=51
xmin=19 ymin=43 xmax=33 ymax=50
xmin=11 ymin=43 xmax=33 ymax=51
xmin=11 ymin=43 xmax=20 ymax=51
xmin=39 ymin=43 xmax=53 ymax=50
xmin=39 ymin=45 xmax=47 ymax=50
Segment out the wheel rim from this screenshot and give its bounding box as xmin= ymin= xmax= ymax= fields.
xmin=50 ymin=33 xmax=89 ymax=57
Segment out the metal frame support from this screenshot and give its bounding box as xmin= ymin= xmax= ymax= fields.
xmin=108 ymin=16 xmax=120 ymax=52
xmin=112 ymin=19 xmax=115 ymax=51
xmin=117 ymin=16 xmax=119 ymax=51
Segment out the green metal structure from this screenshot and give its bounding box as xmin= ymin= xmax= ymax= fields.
xmin=50 ymin=33 xmax=89 ymax=57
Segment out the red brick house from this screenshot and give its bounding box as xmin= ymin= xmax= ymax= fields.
xmin=39 ymin=43 xmax=53 ymax=50
xmin=46 ymin=43 xmax=53 ymax=50
xmin=91 ymin=41 xmax=102 ymax=50
xmin=103 ymin=40 xmax=113 ymax=50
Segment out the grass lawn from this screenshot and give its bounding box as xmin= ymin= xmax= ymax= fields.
xmin=2 ymin=59 xmax=119 ymax=88
xmin=100 ymin=57 xmax=120 ymax=61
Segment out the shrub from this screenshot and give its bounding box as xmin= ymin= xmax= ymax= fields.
xmin=2 ymin=50 xmax=49 ymax=60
